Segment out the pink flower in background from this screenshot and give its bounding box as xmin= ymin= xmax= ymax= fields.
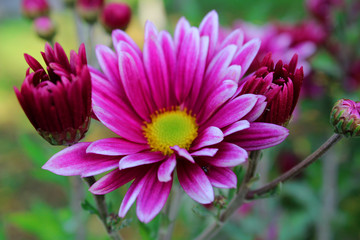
xmin=14 ymin=43 xmax=91 ymax=146
xmin=100 ymin=2 xmax=132 ymax=33
xmin=43 ymin=11 xmax=289 ymax=223
xmin=21 ymin=0 xmax=49 ymax=19
xmin=239 ymin=53 xmax=304 ymax=125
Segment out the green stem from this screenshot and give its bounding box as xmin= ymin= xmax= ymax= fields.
xmin=158 ymin=183 xmax=182 ymax=240
xmin=246 ymin=133 xmax=343 ymax=199
xmin=83 ymin=177 xmax=123 ymax=240
xmin=195 ymin=150 xmax=261 ymax=240
xmin=196 ymin=133 xmax=343 ymax=240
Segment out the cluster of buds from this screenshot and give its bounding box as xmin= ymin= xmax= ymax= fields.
xmin=76 ymin=0 xmax=131 ymax=32
xmin=14 ymin=43 xmax=92 ymax=146
xmin=239 ymin=53 xmax=304 ymax=126
xmin=330 ymin=99 xmax=360 ymax=137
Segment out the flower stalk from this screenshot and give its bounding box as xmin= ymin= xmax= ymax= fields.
xmin=195 ymin=150 xmax=262 ymax=240
xmin=158 ymin=183 xmax=183 ymax=240
xmin=246 ymin=133 xmax=342 ymax=199
xmin=196 ymin=133 xmax=343 ymax=240
xmin=83 ymin=176 xmax=122 ymax=240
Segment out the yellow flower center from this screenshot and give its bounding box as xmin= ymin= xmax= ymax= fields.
xmin=143 ymin=109 xmax=198 ymax=155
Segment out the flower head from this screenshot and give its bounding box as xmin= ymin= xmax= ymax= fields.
xmin=15 ymin=43 xmax=92 ymax=145
xmin=239 ymin=53 xmax=303 ymax=126
xmin=76 ymin=0 xmax=105 ymax=24
xmin=330 ymin=99 xmax=360 ymax=137
xmin=33 ymin=16 xmax=56 ymax=41
xmin=21 ymin=0 xmax=49 ymax=20
xmin=100 ymin=2 xmax=131 ymax=33
xmin=43 ymin=11 xmax=289 ymax=223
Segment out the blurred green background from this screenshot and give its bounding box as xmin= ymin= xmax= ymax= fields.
xmin=1 ymin=0 xmax=360 ymax=239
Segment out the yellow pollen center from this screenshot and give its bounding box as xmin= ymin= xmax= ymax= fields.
xmin=143 ymin=109 xmax=198 ymax=155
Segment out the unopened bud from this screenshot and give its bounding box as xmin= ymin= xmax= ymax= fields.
xmin=33 ymin=16 xmax=56 ymax=42
xmin=330 ymin=99 xmax=360 ymax=137
xmin=100 ymin=2 xmax=131 ymax=33
xmin=76 ymin=0 xmax=104 ymax=24
xmin=22 ymin=0 xmax=49 ymax=20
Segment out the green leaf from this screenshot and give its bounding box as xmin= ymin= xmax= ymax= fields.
xmin=7 ymin=202 xmax=73 ymax=240
xmin=137 ymin=214 xmax=161 ymax=240
xmin=191 ymin=204 xmax=214 ymax=218
xmin=251 ymin=182 xmax=283 ymax=200
xmin=81 ymin=199 xmax=99 ymax=216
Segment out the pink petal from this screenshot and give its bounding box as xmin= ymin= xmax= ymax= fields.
xmin=242 ymin=95 xmax=267 ymax=122
xmin=197 ymin=80 xmax=237 ymax=124
xmin=232 ymin=38 xmax=261 ymax=78
xmin=191 ymin=126 xmax=224 ymax=150
xmin=191 ymin=148 xmax=218 ymax=157
xmin=199 ymin=10 xmax=219 ymax=59
xmin=157 ymin=155 xmax=176 ymax=182
xmin=118 ymin=48 xmax=153 ymax=121
xmin=185 ymin=36 xmax=209 ymax=110
xmin=219 ymin=28 xmax=244 ymax=50
xmin=230 ymin=122 xmax=289 ymax=151
xmin=222 ymin=120 xmax=250 ymax=137
xmin=202 ymin=142 xmax=247 ymax=167
xmin=175 ymin=27 xmax=200 ymax=102
xmin=91 ymin=70 xmax=146 ymax=143
xmin=92 ymin=93 xmax=146 ymax=143
xmin=203 ymin=44 xmax=237 ymax=93
xmin=143 ymin=22 xmax=170 ymax=109
xmin=158 ymin=31 xmax=177 ymax=106
xmin=87 ymin=138 xmax=149 ymax=156
xmin=206 ymin=167 xmax=237 ymax=188
xmin=223 ymin=65 xmax=242 ymax=83
xmin=137 ymin=168 xmax=172 ymax=223
xmin=177 ymin=161 xmax=214 ymax=204
xmin=42 ymin=142 xmax=119 ymax=177
xmin=171 ymin=146 xmax=194 ymax=163
xmin=89 ymin=168 xmax=142 ymax=194
xmin=174 ymin=17 xmax=191 ymax=54
xmin=95 ymin=45 xmax=121 ymax=88
xmin=112 ymin=29 xmax=142 ymax=57
xmin=119 ymin=151 xmax=166 ymax=170
xmin=202 ymin=94 xmax=259 ymax=129
xmin=119 ymin=173 xmax=148 ymax=218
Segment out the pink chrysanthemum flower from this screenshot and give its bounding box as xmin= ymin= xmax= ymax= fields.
xmin=43 ymin=11 xmax=289 ymax=223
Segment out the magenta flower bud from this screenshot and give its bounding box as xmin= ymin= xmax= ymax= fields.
xmin=240 ymin=53 xmax=304 ymax=125
xmin=330 ymin=99 xmax=360 ymax=137
xmin=33 ymin=16 xmax=56 ymax=41
xmin=100 ymin=2 xmax=131 ymax=33
xmin=21 ymin=0 xmax=49 ymax=20
xmin=76 ymin=0 xmax=104 ymax=24
xmin=14 ymin=43 xmax=92 ymax=146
